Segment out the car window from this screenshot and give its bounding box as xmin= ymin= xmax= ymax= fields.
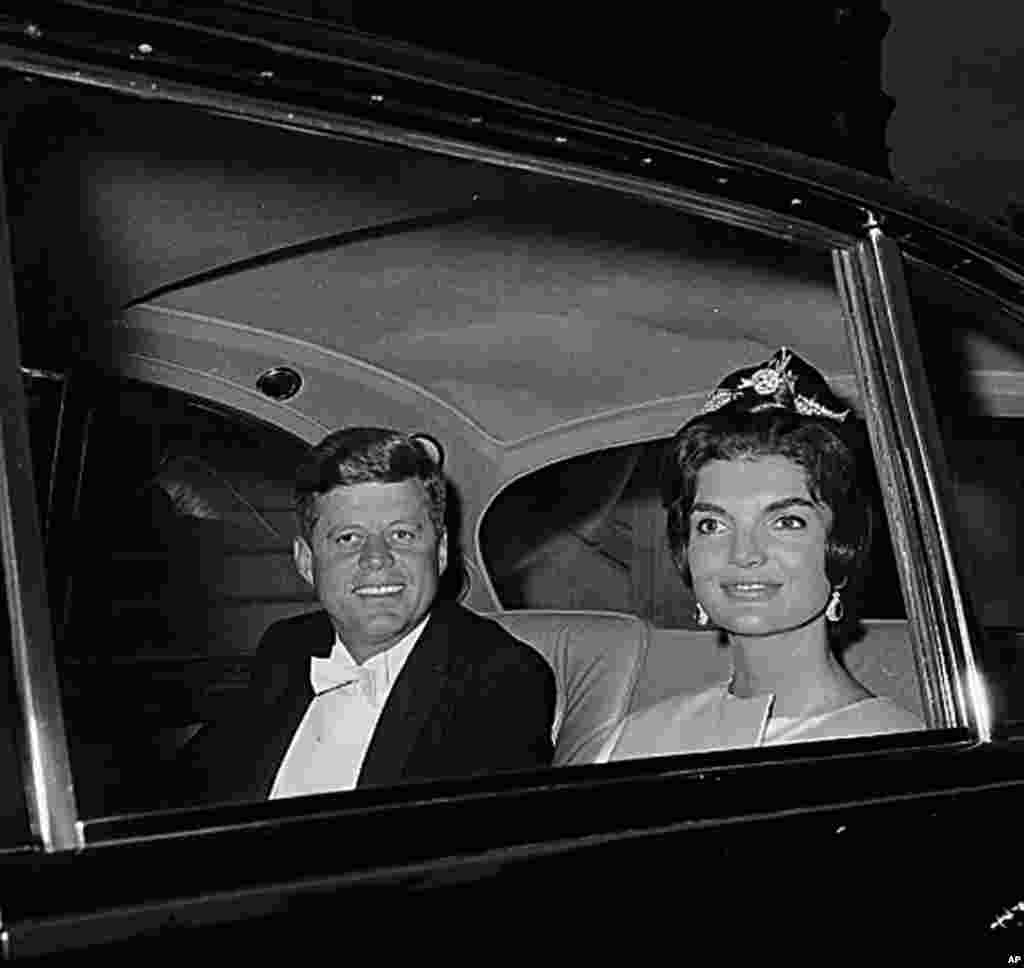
xmin=3 ymin=80 xmax=963 ymax=832
xmin=1 ymin=377 xmax=66 ymax=850
xmin=905 ymin=262 xmax=1024 ymax=729
xmin=0 ymin=540 xmax=33 ymax=847
xmin=52 ymin=379 xmax=313 ymax=816
xmin=22 ymin=369 xmax=64 ymax=538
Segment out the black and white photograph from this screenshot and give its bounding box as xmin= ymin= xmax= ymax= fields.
xmin=1 ymin=1 xmax=1023 ymax=959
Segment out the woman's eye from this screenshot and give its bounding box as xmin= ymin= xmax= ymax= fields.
xmin=774 ymin=514 xmax=807 ymax=530
xmin=694 ymin=517 xmax=724 ymax=536
xmin=390 ymin=528 xmax=418 ymax=544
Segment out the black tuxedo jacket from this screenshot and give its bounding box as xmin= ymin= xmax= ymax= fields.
xmin=178 ymin=601 xmax=556 ymax=804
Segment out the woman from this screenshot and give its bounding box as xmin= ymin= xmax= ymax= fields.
xmin=600 ymin=347 xmax=923 ymax=762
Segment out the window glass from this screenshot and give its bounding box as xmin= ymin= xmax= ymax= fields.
xmin=905 ymin=263 xmax=1024 ymax=727
xmin=0 ymin=381 xmax=48 ymax=845
xmin=0 ymin=536 xmax=32 ymax=845
xmin=22 ymin=370 xmax=64 ymax=534
xmin=6 ymin=82 xmax=942 ymax=826
xmin=58 ymin=381 xmax=313 ymax=816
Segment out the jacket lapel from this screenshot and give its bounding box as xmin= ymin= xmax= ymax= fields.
xmin=357 ymin=606 xmax=452 ymax=788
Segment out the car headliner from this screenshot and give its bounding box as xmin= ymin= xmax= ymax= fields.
xmin=24 ymin=101 xmax=852 ymax=431
xmin=12 ymin=96 xmax=1024 ymax=566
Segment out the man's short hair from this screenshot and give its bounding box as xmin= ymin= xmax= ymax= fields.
xmin=295 ymin=427 xmax=446 ymax=540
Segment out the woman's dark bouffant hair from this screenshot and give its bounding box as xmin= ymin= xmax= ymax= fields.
xmin=661 ymin=408 xmax=874 ymax=641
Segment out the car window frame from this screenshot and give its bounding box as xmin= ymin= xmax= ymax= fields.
xmin=835 ymin=232 xmax=992 ymax=738
xmin=0 ymin=151 xmax=81 ymax=853
xmin=885 ymin=253 xmax=1024 ymax=737
xmin=0 ymin=22 xmax=1007 ymax=867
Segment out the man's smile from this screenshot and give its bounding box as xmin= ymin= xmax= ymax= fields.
xmin=353 ymin=583 xmax=406 ymax=597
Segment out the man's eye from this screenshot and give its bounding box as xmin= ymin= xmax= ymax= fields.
xmin=389 ymin=528 xmax=418 ymax=544
xmin=334 ymin=531 xmax=364 ymax=546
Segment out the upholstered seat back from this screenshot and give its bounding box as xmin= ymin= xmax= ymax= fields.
xmin=488 ymin=610 xmax=924 ymax=766
xmin=487 ymin=610 xmax=648 ymax=765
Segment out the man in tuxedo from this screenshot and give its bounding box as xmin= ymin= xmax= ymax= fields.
xmin=180 ymin=427 xmax=555 ymax=804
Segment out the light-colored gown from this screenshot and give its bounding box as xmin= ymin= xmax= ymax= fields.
xmin=597 ymin=683 xmax=925 ymax=763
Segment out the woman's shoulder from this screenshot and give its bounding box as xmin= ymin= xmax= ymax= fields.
xmin=848 ymin=696 xmax=925 ymax=731
xmin=796 ymin=695 xmax=925 ymax=741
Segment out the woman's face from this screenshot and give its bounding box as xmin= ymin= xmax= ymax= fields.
xmin=687 ymin=455 xmax=832 ymax=637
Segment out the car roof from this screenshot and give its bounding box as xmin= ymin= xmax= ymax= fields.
xmin=7 ymin=11 xmax=1024 ymax=474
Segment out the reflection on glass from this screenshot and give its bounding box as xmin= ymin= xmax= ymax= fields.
xmin=906 ymin=262 xmax=1024 ymax=727
xmin=21 ymin=369 xmax=64 ymax=536
xmin=0 ymin=535 xmax=33 ymax=843
xmin=59 ymin=383 xmax=313 ymax=815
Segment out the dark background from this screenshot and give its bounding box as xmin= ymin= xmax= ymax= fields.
xmin=238 ymin=1 xmax=1024 ymax=225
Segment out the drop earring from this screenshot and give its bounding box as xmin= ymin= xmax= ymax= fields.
xmin=826 ymin=588 xmax=843 ymax=623
xmin=694 ymin=601 xmax=710 ymax=627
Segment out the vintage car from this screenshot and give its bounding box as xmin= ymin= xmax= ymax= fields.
xmin=2 ymin=2 xmax=1024 ymax=959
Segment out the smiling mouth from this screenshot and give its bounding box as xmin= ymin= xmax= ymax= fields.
xmin=720 ymin=582 xmax=782 ymax=600
xmin=353 ymin=584 xmax=405 ymax=597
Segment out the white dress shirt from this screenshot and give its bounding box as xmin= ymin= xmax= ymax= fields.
xmin=269 ymin=617 xmax=428 ymax=800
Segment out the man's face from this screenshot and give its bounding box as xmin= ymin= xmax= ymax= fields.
xmin=687 ymin=455 xmax=832 ymax=637
xmin=294 ymin=479 xmax=447 ymax=662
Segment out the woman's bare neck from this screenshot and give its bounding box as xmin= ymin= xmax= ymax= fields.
xmin=728 ymin=622 xmax=870 ymax=717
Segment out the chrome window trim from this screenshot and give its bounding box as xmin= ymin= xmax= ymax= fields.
xmin=0 ymin=41 xmax=858 ymax=257
xmin=835 ymin=228 xmax=991 ymax=739
xmin=3 ymin=4 xmax=1024 ymax=304
xmin=0 ymin=157 xmax=82 ymax=851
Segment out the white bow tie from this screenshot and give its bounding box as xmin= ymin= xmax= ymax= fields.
xmin=310 ymin=656 xmax=383 ymax=707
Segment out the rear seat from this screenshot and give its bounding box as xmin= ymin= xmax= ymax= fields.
xmin=489 ymin=610 xmax=649 ymax=765
xmin=487 ymin=610 xmax=924 ymax=764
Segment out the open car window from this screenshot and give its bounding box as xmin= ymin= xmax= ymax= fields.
xmin=0 ymin=76 xmax=985 ymax=843
xmin=0 ymin=523 xmax=33 ymax=848
xmin=52 ymin=379 xmax=314 ymax=816
xmin=905 ymin=262 xmax=1024 ymax=731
